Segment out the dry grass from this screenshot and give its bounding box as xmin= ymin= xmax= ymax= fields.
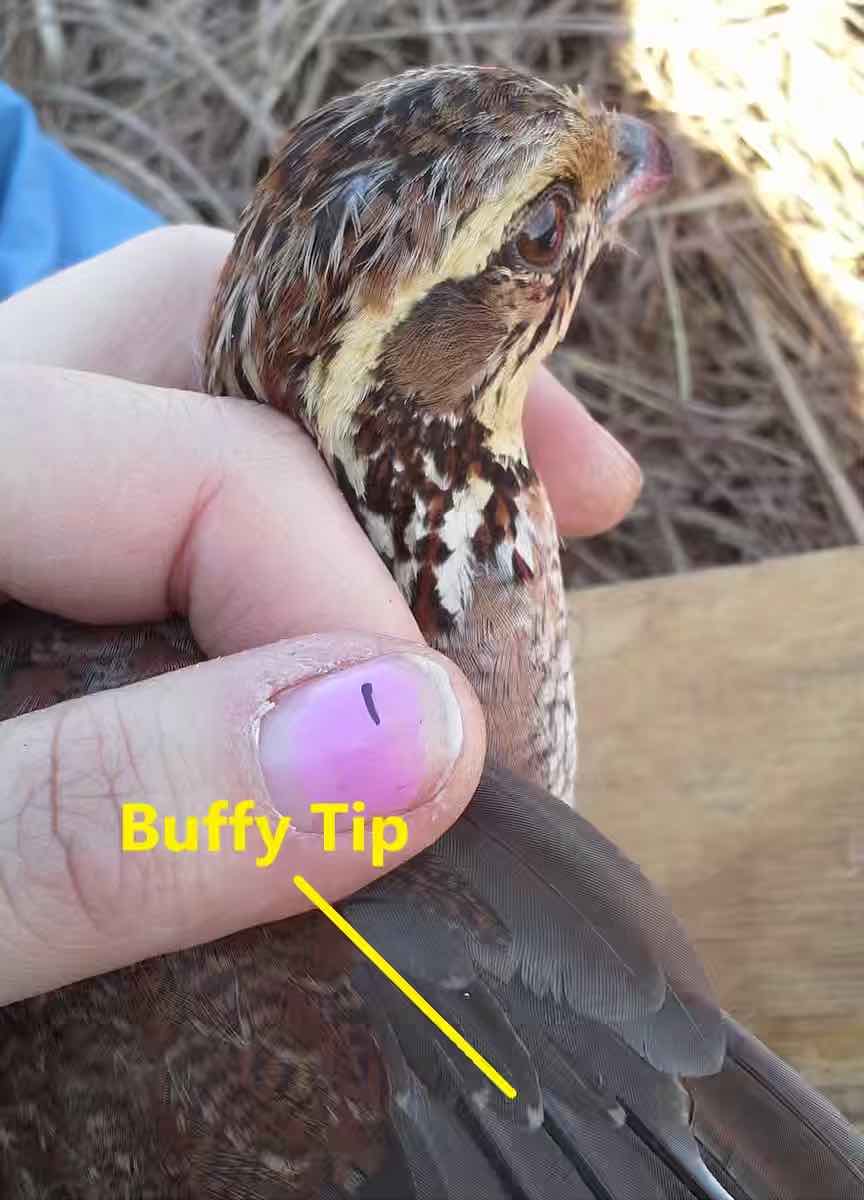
xmin=3 ymin=0 xmax=862 ymax=583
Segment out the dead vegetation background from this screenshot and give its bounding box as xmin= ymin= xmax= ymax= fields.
xmin=2 ymin=0 xmax=862 ymax=584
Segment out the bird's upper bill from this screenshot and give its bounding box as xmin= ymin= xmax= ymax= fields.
xmin=606 ymin=114 xmax=674 ymax=223
xmin=206 ymin=66 xmax=672 ymax=459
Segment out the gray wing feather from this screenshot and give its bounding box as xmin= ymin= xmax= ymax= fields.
xmin=349 ymin=766 xmax=862 ymax=1199
xmin=690 ymin=1017 xmax=864 ymax=1200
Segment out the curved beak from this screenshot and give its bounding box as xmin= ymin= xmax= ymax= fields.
xmin=605 ymin=114 xmax=674 ymax=223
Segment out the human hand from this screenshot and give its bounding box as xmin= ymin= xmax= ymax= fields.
xmin=0 ymin=226 xmax=642 ymax=1003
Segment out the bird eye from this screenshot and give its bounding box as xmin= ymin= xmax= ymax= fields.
xmin=511 ymin=188 xmax=572 ymax=271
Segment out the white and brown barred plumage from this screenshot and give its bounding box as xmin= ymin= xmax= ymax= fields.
xmin=1 ymin=66 xmax=863 ymax=1200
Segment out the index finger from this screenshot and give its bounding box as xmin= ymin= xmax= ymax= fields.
xmin=0 ymin=363 xmax=420 ymax=654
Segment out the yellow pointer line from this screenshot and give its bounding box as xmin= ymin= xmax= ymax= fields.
xmin=293 ymin=873 xmax=517 ymax=1101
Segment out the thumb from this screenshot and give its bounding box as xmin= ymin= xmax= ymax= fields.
xmin=0 ymin=633 xmax=484 ymax=1004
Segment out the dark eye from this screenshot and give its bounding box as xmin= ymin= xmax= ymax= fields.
xmin=511 ymin=189 xmax=572 ymax=271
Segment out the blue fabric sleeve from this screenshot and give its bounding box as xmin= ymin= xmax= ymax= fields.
xmin=0 ymin=81 xmax=165 ymax=300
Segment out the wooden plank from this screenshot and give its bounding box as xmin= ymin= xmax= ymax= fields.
xmin=568 ymin=547 xmax=864 ymax=1125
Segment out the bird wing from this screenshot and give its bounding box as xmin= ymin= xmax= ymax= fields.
xmin=343 ymin=764 xmax=864 ymax=1200
xmin=690 ymin=1016 xmax=864 ymax=1200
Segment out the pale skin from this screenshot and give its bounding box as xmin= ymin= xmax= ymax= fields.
xmin=0 ymin=225 xmax=642 ymax=1004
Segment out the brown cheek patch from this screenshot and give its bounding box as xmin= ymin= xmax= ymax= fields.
xmin=379 ymin=285 xmax=508 ymax=410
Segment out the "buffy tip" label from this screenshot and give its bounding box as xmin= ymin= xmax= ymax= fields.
xmin=120 ymin=800 xmax=408 ymax=868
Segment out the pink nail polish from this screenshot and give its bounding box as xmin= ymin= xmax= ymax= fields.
xmin=258 ymin=654 xmax=463 ymax=832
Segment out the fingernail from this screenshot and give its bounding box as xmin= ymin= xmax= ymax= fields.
xmin=258 ymin=654 xmax=463 ymax=832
